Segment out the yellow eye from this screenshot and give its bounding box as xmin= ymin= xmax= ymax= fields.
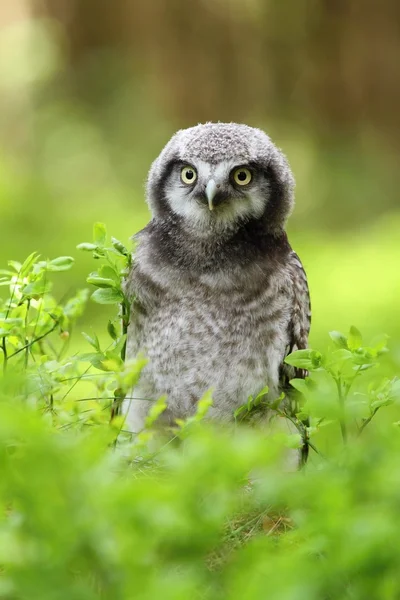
xmin=233 ymin=167 xmax=252 ymax=186
xmin=181 ymin=166 xmax=197 ymax=185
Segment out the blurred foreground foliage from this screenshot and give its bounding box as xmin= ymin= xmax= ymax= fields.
xmin=1 ymin=237 xmax=400 ymax=598
xmin=2 ymin=396 xmax=400 ymax=600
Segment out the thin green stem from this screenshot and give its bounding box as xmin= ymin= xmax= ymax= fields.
xmin=121 ymin=300 xmax=130 ymax=361
xmin=334 ymin=376 xmax=348 ymax=444
xmin=358 ymin=408 xmax=379 ymax=436
xmin=8 ymin=323 xmax=58 ymax=359
xmin=111 ymin=298 xmax=130 ymax=428
xmin=24 ymin=299 xmax=30 ymax=369
xmin=1 ymin=336 xmax=7 ymax=373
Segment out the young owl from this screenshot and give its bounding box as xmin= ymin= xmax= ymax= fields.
xmin=124 ymin=123 xmax=311 ymax=447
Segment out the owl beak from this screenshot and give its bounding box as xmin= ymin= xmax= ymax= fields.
xmin=205 ymin=179 xmax=218 ymax=211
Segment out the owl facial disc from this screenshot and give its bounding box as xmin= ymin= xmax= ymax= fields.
xmin=146 ymin=123 xmax=295 ymax=234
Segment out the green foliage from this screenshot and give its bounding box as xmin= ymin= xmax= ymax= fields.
xmin=1 ymin=392 xmax=400 ymax=599
xmin=0 ymin=250 xmax=85 ymax=374
xmin=285 ymin=327 xmax=399 ymax=446
xmin=0 ymin=234 xmax=400 ymax=598
xmin=77 ymin=222 xmax=136 ymax=422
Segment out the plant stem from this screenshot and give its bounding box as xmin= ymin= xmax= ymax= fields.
xmin=358 ymin=408 xmax=379 ymax=435
xmin=335 ymin=376 xmax=348 ymax=444
xmin=24 ymin=299 xmax=30 ymax=369
xmin=111 ymin=299 xmax=130 ymax=425
xmin=8 ymin=323 xmax=58 ymax=359
xmin=1 ymin=336 xmax=7 ymax=373
xmin=121 ymin=300 xmax=130 ymax=361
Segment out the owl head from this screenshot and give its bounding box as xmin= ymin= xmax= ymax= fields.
xmin=146 ymin=123 xmax=295 ymax=235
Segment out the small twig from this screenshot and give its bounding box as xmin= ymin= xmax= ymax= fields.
xmin=266 ymin=517 xmax=283 ymax=536
xmin=74 ymin=396 xmax=152 ymax=402
xmin=358 ymin=408 xmax=379 ymax=436
xmin=7 ymin=323 xmax=59 ymax=359
xmin=59 ymin=362 xmax=94 ymax=403
xmin=1 ymin=337 xmax=7 ymax=373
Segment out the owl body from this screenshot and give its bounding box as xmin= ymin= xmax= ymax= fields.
xmin=124 ymin=123 xmax=310 ymax=437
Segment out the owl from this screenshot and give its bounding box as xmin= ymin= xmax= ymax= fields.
xmin=124 ymin=122 xmax=311 ymax=460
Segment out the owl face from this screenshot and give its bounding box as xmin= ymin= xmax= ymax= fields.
xmin=147 ymin=123 xmax=295 ymax=235
xmin=163 ymin=157 xmax=270 ymax=229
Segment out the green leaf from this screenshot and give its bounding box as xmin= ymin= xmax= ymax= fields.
xmin=389 ymin=379 xmax=400 ymax=400
xmin=310 ymin=350 xmax=323 ymax=368
xmin=370 ymin=334 xmax=389 ymax=354
xmin=120 ymin=356 xmax=148 ymax=391
xmin=3 ymin=318 xmax=24 ymax=326
xmin=329 ymin=331 xmax=348 ymax=349
xmin=195 ymin=389 xmax=213 ymax=419
xmin=354 ymin=363 xmax=376 ymax=372
xmin=111 ymin=237 xmax=129 ymax=257
xmin=81 ymin=331 xmax=100 ymax=351
xmin=101 ymin=357 xmax=124 ymax=371
xmin=20 ymin=252 xmax=39 ymax=277
xmin=371 ymin=397 xmax=394 ymax=411
xmin=91 ymin=288 xmax=123 ymax=304
xmin=255 ymin=385 xmax=269 ymax=402
xmin=48 ymin=256 xmax=74 ymax=271
xmin=247 ymin=395 xmax=254 ymax=410
xmin=289 ymin=378 xmax=309 ymax=394
xmin=78 ymin=352 xmax=108 ymax=370
xmin=145 ymin=396 xmax=168 ymax=428
xmin=111 ymin=334 xmax=127 ymax=357
xmin=63 ymin=289 xmax=90 ymax=319
xmin=348 ymin=326 xmax=363 ymax=351
xmin=99 ymin=265 xmax=120 ymax=283
xmin=22 ymin=279 xmax=52 ymax=298
xmin=285 ymin=349 xmax=314 ymax=370
xmin=86 ymin=276 xmax=117 ymax=289
xmin=234 ymin=405 xmax=247 ymax=420
xmin=93 ymin=222 xmax=107 ymax=246
xmin=331 ymin=349 xmax=353 ymax=362
xmin=76 ymin=242 xmax=97 ymax=251
xmin=107 ymin=320 xmax=118 ymax=340
xmin=269 ymin=392 xmax=285 ymax=410
xmin=8 ymin=260 xmax=21 ymax=272
xmin=351 ymin=349 xmax=374 ymax=366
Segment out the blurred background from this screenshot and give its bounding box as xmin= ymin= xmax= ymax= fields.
xmin=0 ymin=0 xmax=399 ymax=364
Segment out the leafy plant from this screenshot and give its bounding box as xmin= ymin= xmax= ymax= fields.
xmin=77 ymin=222 xmax=139 ymax=424
xmin=285 ymin=326 xmax=399 ymax=449
xmin=0 ymin=252 xmax=80 ymax=372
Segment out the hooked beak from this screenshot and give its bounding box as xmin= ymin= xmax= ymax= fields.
xmin=205 ymin=179 xmax=218 ymax=211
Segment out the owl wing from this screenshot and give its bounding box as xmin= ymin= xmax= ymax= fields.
xmin=279 ymin=251 xmax=311 ymax=465
xmin=280 ymin=250 xmax=311 ymax=386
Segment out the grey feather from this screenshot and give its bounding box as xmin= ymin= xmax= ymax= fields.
xmin=123 ymin=122 xmax=311 ymax=458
